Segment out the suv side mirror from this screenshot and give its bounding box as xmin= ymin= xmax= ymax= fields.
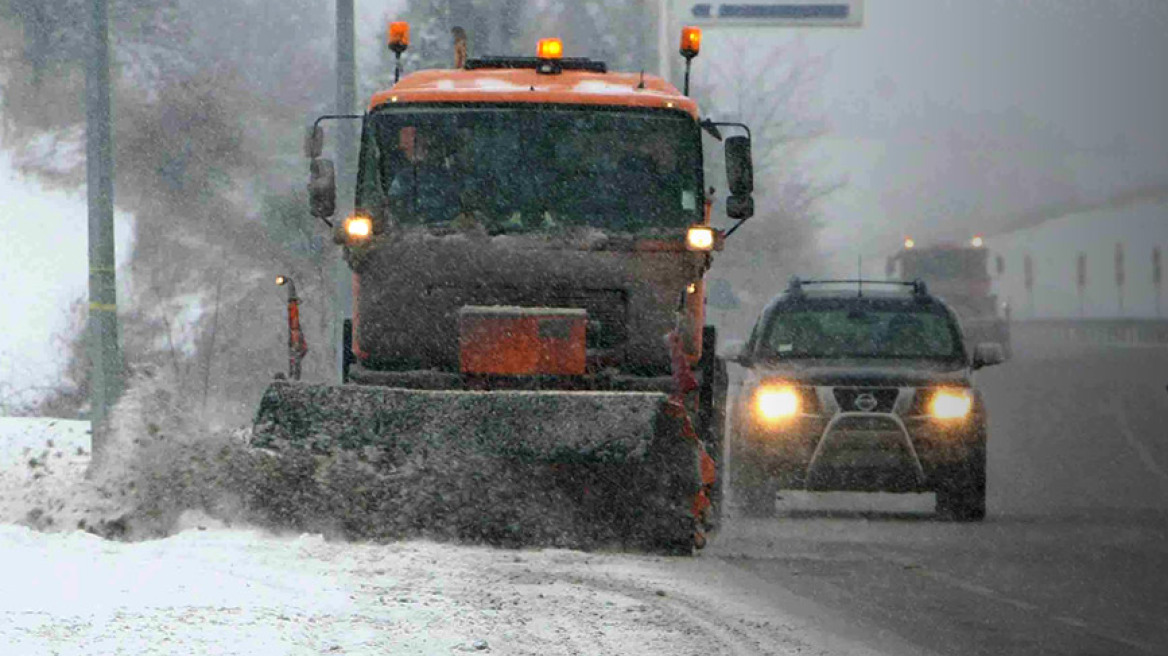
xmin=308 ymin=158 xmax=337 ymax=219
xmin=972 ymin=342 xmax=1005 ymax=369
xmin=725 ymin=135 xmax=755 ymax=220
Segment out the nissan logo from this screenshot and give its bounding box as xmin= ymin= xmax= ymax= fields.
xmin=854 ymin=393 xmax=878 ymax=412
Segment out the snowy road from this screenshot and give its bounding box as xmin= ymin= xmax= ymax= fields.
xmin=3 ymin=340 xmax=1166 ymax=654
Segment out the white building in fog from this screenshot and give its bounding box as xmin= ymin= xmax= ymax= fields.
xmin=986 ymin=196 xmax=1168 ymax=320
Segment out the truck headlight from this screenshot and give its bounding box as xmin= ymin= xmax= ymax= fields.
xmin=686 ymin=226 xmax=714 ymax=251
xmin=930 ymin=389 xmax=972 ymax=419
xmin=344 ymin=215 xmax=373 ymax=241
xmin=756 ymin=385 xmax=800 ymax=421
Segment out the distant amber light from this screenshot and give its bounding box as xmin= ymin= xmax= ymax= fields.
xmin=904 ymin=237 xmax=915 ymax=249
xmin=537 ymin=38 xmax=563 ymax=60
xmin=680 ymin=26 xmax=702 ymax=58
xmin=971 ymin=235 xmax=985 ymax=248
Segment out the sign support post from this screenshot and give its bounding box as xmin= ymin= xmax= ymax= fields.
xmin=333 ymin=0 xmax=357 ymax=383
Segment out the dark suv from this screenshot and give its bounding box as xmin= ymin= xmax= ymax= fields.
xmin=727 ymin=278 xmax=1005 ymax=520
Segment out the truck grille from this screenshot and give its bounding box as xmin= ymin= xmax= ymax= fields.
xmin=833 ymin=387 xmax=899 ymax=413
xmin=440 ymin=285 xmax=628 ymax=351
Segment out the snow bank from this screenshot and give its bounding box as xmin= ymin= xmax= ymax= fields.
xmin=0 ymin=516 xmax=824 ymax=655
xmin=0 ymin=416 xmax=131 ymax=533
xmin=0 ymin=417 xmax=856 ymax=655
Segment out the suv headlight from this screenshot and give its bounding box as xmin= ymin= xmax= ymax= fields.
xmin=755 ymin=385 xmax=800 ymax=421
xmin=930 ymin=389 xmax=972 ymax=419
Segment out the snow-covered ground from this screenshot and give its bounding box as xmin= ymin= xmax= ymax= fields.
xmin=0 ymin=416 xmax=880 ymax=655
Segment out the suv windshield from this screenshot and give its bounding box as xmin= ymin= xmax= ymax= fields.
xmin=355 ymin=106 xmax=703 ymax=233
xmin=758 ymin=302 xmax=963 ymax=361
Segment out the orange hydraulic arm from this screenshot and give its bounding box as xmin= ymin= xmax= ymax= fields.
xmin=276 ymin=276 xmax=309 ymax=381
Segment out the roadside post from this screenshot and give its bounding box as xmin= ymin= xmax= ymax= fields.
xmin=1076 ymin=252 xmax=1087 ymax=317
xmin=1114 ymin=242 xmax=1125 ymax=316
xmin=1153 ymin=246 xmax=1162 ymax=317
xmin=1023 ymin=253 xmax=1034 ymax=318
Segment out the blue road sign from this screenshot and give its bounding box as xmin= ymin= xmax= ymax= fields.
xmin=687 ymin=2 xmax=864 ymax=27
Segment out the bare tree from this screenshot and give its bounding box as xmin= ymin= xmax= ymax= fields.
xmin=694 ymin=39 xmax=842 ymax=339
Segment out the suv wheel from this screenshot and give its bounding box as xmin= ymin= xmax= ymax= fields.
xmin=935 ymin=442 xmax=986 ymax=521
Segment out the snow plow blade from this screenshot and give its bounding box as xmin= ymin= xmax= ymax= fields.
xmin=251 ymin=381 xmax=702 ymax=553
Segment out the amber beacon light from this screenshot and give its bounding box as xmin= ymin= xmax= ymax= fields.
xmin=388 ymin=22 xmax=410 ymax=53
xmin=680 ymin=26 xmax=702 ymax=59
xmin=537 ymin=38 xmax=564 ymax=59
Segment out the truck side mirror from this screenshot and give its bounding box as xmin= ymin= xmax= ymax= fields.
xmin=725 ymin=136 xmax=753 ymax=196
xmin=725 ymin=135 xmax=754 ymax=220
xmin=726 ymin=195 xmax=754 ymax=220
xmin=308 ymin=158 xmax=337 ymax=219
xmin=305 ymin=125 xmax=324 ymax=159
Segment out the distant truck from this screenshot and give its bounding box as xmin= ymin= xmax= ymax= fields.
xmin=886 ymin=238 xmax=1011 ymax=358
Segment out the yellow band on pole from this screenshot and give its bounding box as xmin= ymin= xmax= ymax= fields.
xmin=89 ymin=302 xmax=118 ymax=312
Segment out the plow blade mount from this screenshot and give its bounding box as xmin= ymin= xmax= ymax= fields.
xmin=252 ymin=382 xmax=702 ymax=554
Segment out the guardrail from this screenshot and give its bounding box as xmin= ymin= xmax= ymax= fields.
xmin=1012 ymin=319 xmax=1168 ymax=349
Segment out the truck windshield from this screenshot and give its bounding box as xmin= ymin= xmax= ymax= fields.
xmin=758 ymin=304 xmax=963 ymax=361
xmin=355 ymin=106 xmax=703 ymax=233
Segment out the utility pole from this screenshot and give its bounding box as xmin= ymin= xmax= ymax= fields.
xmin=334 ymin=0 xmax=357 ymax=382
xmin=658 ymin=0 xmax=674 ymax=82
xmin=87 ymin=0 xmax=120 ymax=463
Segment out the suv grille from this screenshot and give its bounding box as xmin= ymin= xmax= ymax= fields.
xmin=833 ymin=387 xmax=899 ymax=413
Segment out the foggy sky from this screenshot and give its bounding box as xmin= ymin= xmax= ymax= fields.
xmin=778 ymin=0 xmax=1168 ymax=258
xmin=3 ymin=0 xmax=1168 ymax=396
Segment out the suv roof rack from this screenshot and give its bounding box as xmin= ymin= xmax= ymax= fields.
xmin=786 ymin=276 xmax=929 ymax=298
xmin=465 ymin=57 xmax=608 ymax=74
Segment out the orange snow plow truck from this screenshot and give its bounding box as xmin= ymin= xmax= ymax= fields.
xmin=252 ymin=24 xmax=756 ymax=554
